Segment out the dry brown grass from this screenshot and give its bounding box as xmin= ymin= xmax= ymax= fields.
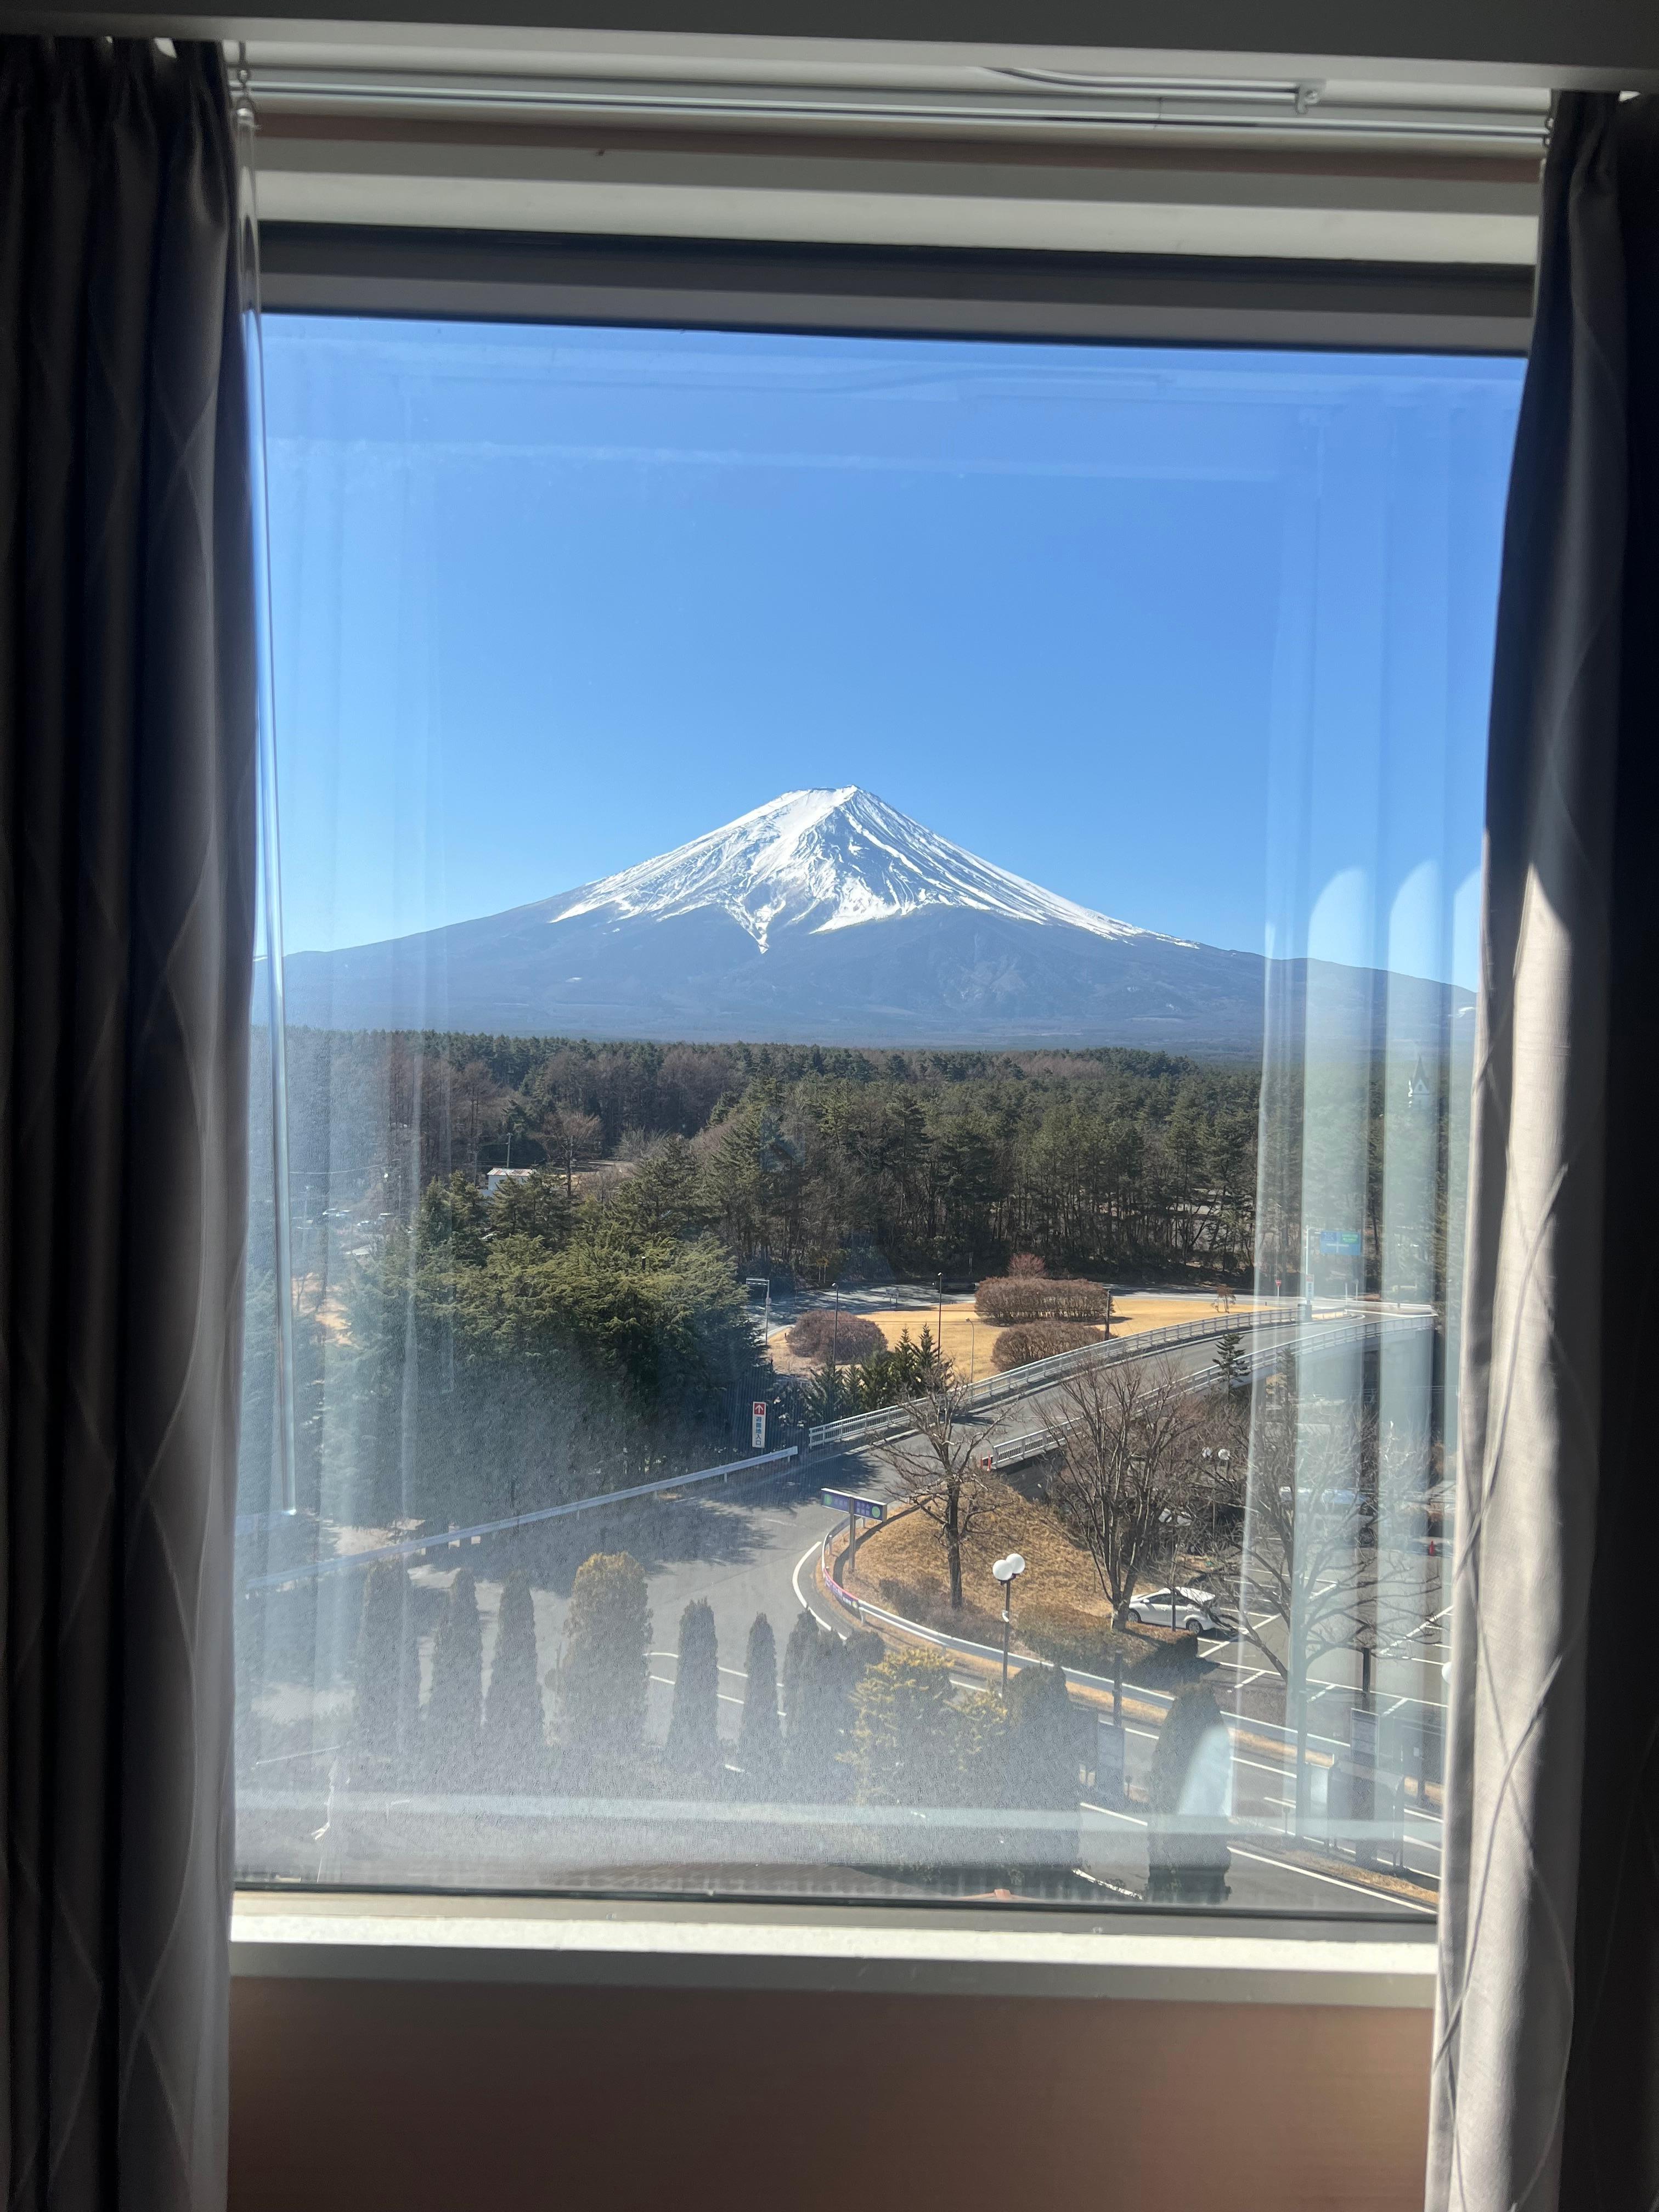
xmin=842 ymin=1484 xmax=1202 ymax=1686
xmin=848 ymin=1479 xmax=1111 ymax=1622
xmin=769 ymin=1292 xmax=1266 ymax=1377
xmin=1109 ymin=1296 xmax=1265 ymax=1338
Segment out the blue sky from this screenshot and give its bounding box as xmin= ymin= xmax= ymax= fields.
xmin=263 ymin=318 xmax=1522 ymax=987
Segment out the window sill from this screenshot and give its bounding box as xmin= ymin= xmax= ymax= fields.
xmin=231 ymin=1891 xmax=1435 ymax=2007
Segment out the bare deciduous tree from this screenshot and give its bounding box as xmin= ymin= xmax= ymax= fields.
xmin=1202 ymin=1384 xmax=1415 ymax=1829
xmin=879 ymin=1370 xmax=996 ymax=1611
xmin=1040 ymin=1355 xmax=1198 ymax=1628
xmin=541 ymin=1105 xmax=603 ymax=1198
xmin=453 ymin=1059 xmax=505 ymax=1178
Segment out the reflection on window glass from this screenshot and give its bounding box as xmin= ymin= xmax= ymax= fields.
xmin=236 ymin=319 xmax=1522 ymax=1914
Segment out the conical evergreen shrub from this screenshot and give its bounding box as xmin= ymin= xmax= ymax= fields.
xmin=424 ymin=1568 xmax=483 ymax=1787
xmin=783 ymin=1617 xmax=858 ymax=1804
xmin=1146 ymin=1682 xmax=1231 ymax=1903
xmin=481 ymin=1567 xmax=547 ymax=1791
xmin=665 ymin=1598 xmax=721 ymax=1788
xmin=781 ymin=1608 xmax=818 ymax=1739
xmin=736 ymin=1615 xmax=783 ymax=1799
xmin=557 ymin=1550 xmax=651 ymax=1778
xmin=353 ymin=1560 xmax=420 ymax=1771
xmin=1003 ymin=1660 xmax=1082 ymax=1881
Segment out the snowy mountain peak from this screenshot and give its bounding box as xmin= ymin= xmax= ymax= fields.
xmin=548 ymin=787 xmax=1180 ymax=953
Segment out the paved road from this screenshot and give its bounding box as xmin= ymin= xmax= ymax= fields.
xmin=411 ymin=1307 xmax=1441 ymax=1915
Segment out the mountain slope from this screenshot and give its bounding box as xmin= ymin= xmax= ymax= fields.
xmin=276 ymin=787 xmax=1469 ymax=1054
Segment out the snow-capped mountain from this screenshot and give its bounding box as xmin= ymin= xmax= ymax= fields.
xmin=547 ymin=787 xmax=1179 ymax=952
xmin=275 ymin=788 xmax=1468 ymax=1054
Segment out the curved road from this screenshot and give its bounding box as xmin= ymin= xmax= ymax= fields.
xmin=434 ymin=1306 xmax=1443 ymax=1916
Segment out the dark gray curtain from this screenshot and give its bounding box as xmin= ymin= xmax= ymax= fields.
xmin=0 ymin=38 xmax=254 ymax=2212
xmin=1429 ymin=92 xmax=1659 ymax=2212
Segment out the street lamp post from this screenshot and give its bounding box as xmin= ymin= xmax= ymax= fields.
xmin=1159 ymin=1509 xmax=1192 ymax=1628
xmin=992 ymin=1553 xmax=1026 ymax=1691
xmin=1207 ymin=1446 xmax=1230 ymax=1547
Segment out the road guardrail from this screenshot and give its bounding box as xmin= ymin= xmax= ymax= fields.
xmin=242 ymin=1444 xmax=800 ymax=1593
xmin=807 ymin=1306 xmax=1432 ymax=1454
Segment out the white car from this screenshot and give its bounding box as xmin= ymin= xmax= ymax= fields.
xmin=1127 ymin=1586 xmax=1219 ymax=1634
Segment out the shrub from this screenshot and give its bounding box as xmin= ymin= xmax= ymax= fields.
xmin=990 ymin=1320 xmax=1102 ymax=1374
xmin=1007 ymin=1253 xmax=1047 ymax=1277
xmin=786 ymin=1310 xmax=885 ymax=1363
xmin=1000 ymin=1663 xmax=1084 ymax=1876
xmin=782 ymin=1614 xmax=861 ymax=1803
xmin=665 ymin=1598 xmax=721 ymax=1787
xmin=557 ymin=1550 xmax=651 ymax=1762
xmin=851 ymin=1647 xmax=962 ymax=1807
xmin=1148 ymin=1684 xmax=1227 ymax=1814
xmin=481 ymin=1567 xmax=547 ymax=1788
xmin=975 ymin=1277 xmax=1113 ymax=1324
xmin=736 ymin=1615 xmax=783 ymax=1797
xmin=423 ymin=1567 xmax=483 ymax=1784
xmin=1146 ymin=1683 xmax=1232 ymax=1902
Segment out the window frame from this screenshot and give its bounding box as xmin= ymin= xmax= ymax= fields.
xmin=239 ymin=217 xmax=1516 ymax=1954
xmin=260 ymin=219 xmax=1532 ymax=356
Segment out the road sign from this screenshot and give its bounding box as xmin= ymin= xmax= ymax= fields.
xmin=751 ymin=1400 xmax=767 ymax=1449
xmin=1318 ymin=1229 xmax=1363 ymax=1259
xmin=821 ymin=1489 xmax=886 ymax=1523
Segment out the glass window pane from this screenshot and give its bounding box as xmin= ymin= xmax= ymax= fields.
xmin=235 ymin=317 xmax=1522 ymax=1915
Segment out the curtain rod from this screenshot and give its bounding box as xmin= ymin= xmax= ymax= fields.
xmin=241 ymin=65 xmax=1550 ymax=149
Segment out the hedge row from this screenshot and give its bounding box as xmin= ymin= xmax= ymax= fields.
xmin=989 ymin=1320 xmax=1103 ymax=1375
xmin=975 ymin=1276 xmax=1114 ymax=1324
xmin=786 ymin=1310 xmax=887 ymax=1362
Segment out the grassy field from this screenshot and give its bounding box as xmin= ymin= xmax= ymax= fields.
xmin=772 ymin=1294 xmax=1264 ymax=1379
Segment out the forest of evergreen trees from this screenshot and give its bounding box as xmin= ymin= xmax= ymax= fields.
xmin=239 ymin=1027 xmax=1458 ymax=1531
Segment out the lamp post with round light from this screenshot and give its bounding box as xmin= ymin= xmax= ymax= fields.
xmin=992 ymin=1553 xmax=1026 ymax=1691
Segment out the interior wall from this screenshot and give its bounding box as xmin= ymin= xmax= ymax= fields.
xmin=231 ymin=1978 xmax=1433 ymax=2212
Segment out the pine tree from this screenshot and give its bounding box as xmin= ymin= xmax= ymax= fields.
xmin=424 ymin=1567 xmax=483 ymax=1786
xmin=665 ymin=1598 xmax=721 ymax=1788
xmin=352 ymin=1560 xmax=420 ymax=1771
xmin=736 ymin=1615 xmax=783 ymax=1798
xmin=557 ymin=1550 xmax=651 ymax=1774
xmin=1212 ymin=1330 xmax=1247 ymax=1388
xmin=481 ymin=1567 xmax=547 ymax=1790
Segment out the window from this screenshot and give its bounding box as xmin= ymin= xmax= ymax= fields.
xmin=235 ymin=302 xmax=1522 ymax=1917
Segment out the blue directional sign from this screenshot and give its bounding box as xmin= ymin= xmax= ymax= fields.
xmin=821 ymin=1489 xmax=886 ymax=1523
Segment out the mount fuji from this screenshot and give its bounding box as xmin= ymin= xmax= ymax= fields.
xmin=276 ymin=787 xmax=1469 ymax=1054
